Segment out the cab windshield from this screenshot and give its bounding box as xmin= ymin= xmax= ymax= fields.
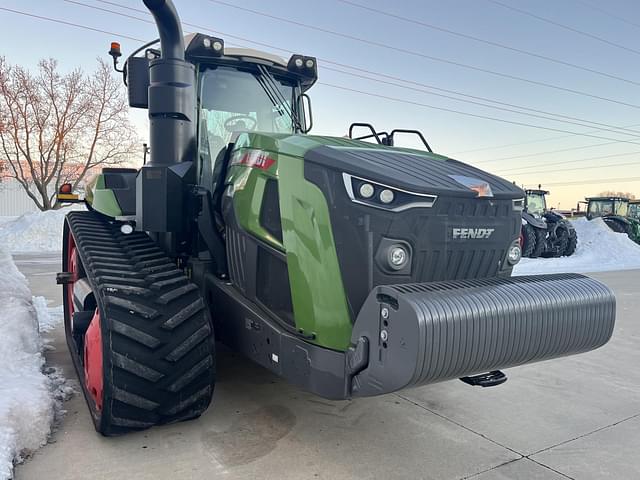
xmin=526 ymin=193 xmax=546 ymax=216
xmin=198 ymin=66 xmax=300 ymax=167
xmin=588 ymin=200 xmax=623 ymax=217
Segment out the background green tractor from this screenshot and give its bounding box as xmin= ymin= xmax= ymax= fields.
xmin=55 ymin=0 xmax=615 ymax=437
xmin=520 ymin=188 xmax=577 ymax=258
xmin=586 ymin=196 xmax=640 ymax=244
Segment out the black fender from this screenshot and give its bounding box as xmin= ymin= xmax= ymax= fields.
xmin=606 ymin=215 xmax=632 ymax=225
xmin=543 ymin=210 xmax=565 ymax=224
xmin=522 ymin=211 xmax=546 ymax=229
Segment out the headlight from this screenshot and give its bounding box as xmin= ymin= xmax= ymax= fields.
xmin=359 ymin=183 xmax=375 ymax=198
xmin=379 ymin=189 xmax=395 ymax=204
xmin=342 ymin=173 xmax=437 ymax=212
xmin=507 ymin=241 xmax=522 ymax=265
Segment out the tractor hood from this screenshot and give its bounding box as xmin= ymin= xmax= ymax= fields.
xmin=305 ymin=145 xmax=522 ymax=200
xmin=234 ymin=133 xmax=524 ymax=200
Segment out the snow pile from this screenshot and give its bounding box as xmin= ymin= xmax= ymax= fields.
xmin=32 ymin=297 xmax=64 ymax=334
xmin=0 ymin=208 xmax=79 ymax=253
xmin=514 ymin=217 xmax=640 ymax=275
xmin=0 ymin=248 xmax=59 ymax=479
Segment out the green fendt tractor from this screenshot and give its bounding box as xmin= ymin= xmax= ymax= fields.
xmin=585 ymin=196 xmax=640 ymax=244
xmin=56 ymin=0 xmax=616 ymax=436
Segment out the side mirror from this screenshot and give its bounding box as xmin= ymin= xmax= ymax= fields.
xmin=126 ymin=57 xmax=150 ymax=109
xmin=301 ymin=93 xmax=313 ymax=134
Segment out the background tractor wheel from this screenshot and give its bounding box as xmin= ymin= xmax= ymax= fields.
xmin=521 ymin=224 xmax=537 ymax=257
xmin=521 ymin=223 xmax=546 ymax=258
xmin=542 ymin=225 xmax=569 ymax=258
xmin=63 ymin=212 xmax=216 ymax=436
xmin=564 ymin=229 xmax=578 ymax=256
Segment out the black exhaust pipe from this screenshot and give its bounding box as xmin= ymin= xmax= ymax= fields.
xmin=143 ymin=0 xmax=185 ymax=60
xmin=139 ymin=0 xmax=196 ymax=234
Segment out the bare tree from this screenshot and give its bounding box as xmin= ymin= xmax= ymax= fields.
xmin=598 ymin=190 xmax=636 ymax=200
xmin=0 ymin=57 xmax=138 ymax=210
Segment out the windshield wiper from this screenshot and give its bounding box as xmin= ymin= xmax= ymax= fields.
xmin=256 ymin=65 xmax=303 ymax=132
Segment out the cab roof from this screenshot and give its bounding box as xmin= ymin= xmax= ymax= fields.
xmin=586 ymin=196 xmax=630 ymax=202
xmin=184 ymin=34 xmax=288 ymax=67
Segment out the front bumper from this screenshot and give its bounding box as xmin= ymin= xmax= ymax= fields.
xmin=348 ymin=274 xmax=615 ymax=396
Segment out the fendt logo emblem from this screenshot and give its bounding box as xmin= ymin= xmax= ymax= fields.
xmin=452 ymin=227 xmax=495 ymax=239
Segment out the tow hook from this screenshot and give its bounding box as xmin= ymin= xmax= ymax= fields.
xmin=460 ymin=370 xmax=507 ymax=388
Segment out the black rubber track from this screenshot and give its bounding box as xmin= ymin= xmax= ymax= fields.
xmin=63 ymin=211 xmax=215 ymax=436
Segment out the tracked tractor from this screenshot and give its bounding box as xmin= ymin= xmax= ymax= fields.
xmin=520 ymin=188 xmax=577 ymax=258
xmin=585 ymin=196 xmax=640 ymax=244
xmin=56 ymin=0 xmax=616 ymax=436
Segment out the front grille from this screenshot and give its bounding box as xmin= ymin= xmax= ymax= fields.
xmin=305 ymin=164 xmax=521 ymax=321
xmin=418 ymin=247 xmax=505 ymax=282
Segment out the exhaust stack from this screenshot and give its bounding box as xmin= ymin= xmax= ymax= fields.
xmin=139 ymin=0 xmax=196 ymax=234
xmin=143 ymin=0 xmax=185 ymax=60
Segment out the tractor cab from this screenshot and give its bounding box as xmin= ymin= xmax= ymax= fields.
xmin=585 ymin=196 xmax=629 ymax=220
xmin=524 ymin=189 xmax=548 ymax=217
xmin=125 ymin=34 xmax=316 ymax=187
xmin=73 ymin=34 xmax=318 ymax=220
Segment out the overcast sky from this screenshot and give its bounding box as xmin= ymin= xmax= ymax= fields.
xmin=1 ymin=0 xmax=639 ymax=209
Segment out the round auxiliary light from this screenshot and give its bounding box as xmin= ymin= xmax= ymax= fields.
xmin=359 ymin=183 xmax=375 ymax=199
xmin=120 ymin=223 xmax=134 ymax=235
xmin=203 ymin=37 xmax=212 ymax=48
xmin=507 ymin=242 xmax=522 ymax=265
xmin=305 ymin=59 xmax=315 ymax=68
xmin=388 ymin=245 xmax=409 ymax=270
xmin=379 ymin=189 xmax=395 ymax=204
xmin=212 ymin=41 xmax=223 ymax=52
xmin=294 ymin=57 xmax=304 ymax=68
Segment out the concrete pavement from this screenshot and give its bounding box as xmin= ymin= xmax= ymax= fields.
xmin=14 ymin=255 xmax=640 ymax=479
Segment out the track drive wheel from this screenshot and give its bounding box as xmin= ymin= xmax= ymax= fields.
xmin=62 ymin=212 xmax=215 ymax=436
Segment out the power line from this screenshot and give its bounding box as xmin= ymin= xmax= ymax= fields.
xmin=324 ymin=65 xmax=640 ymax=139
xmin=10 ymin=2 xmax=640 ymax=162
xmin=335 ymin=0 xmax=640 ymax=87
xmin=454 ymin=122 xmax=640 ymax=155
xmin=324 ymin=64 xmax=640 ymax=137
xmin=2 ymin=6 xmax=635 ymax=192
xmin=0 ymin=6 xmax=143 ymax=42
xmin=476 ymin=140 xmax=624 ymax=163
xmin=494 ymin=150 xmax=640 ymax=174
xmin=206 ymin=0 xmax=640 ymax=111
xmin=486 ymin=0 xmax=640 ymax=57
xmin=572 ymin=0 xmax=640 ymax=31
xmin=71 ymin=0 xmax=640 ymax=141
xmin=543 ymin=176 xmax=640 ymax=187
xmin=319 ymin=82 xmax=640 ymax=145
xmin=500 ymin=160 xmax=640 ymax=179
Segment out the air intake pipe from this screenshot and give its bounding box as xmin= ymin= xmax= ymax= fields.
xmin=139 ymin=0 xmax=196 ymax=233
